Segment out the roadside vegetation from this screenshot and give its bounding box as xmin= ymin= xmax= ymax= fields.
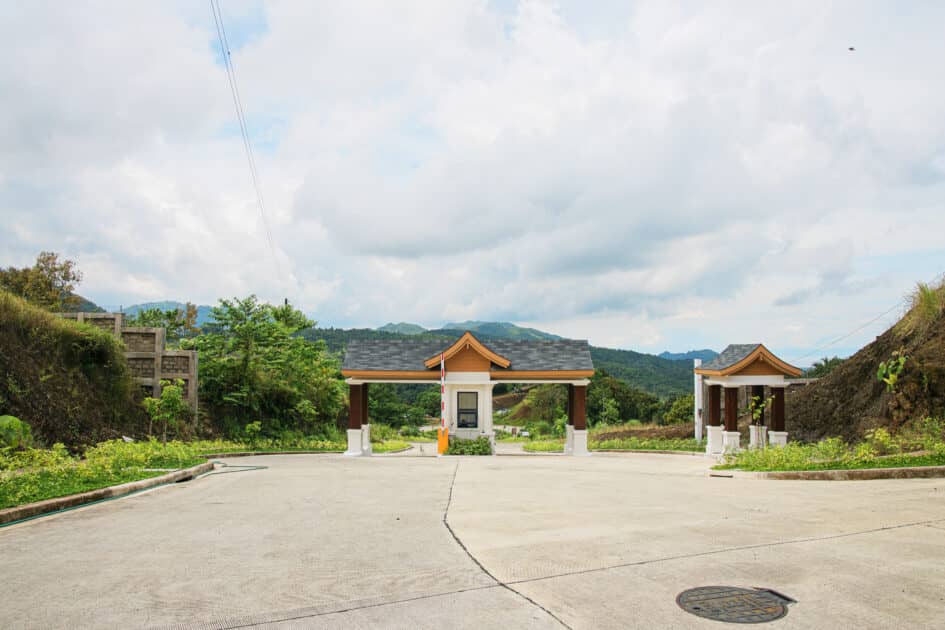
xmin=716 ymin=418 xmax=945 ymax=472
xmin=522 ymin=434 xmax=702 ymax=453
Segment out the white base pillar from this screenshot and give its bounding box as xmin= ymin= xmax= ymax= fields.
xmin=749 ymin=425 xmax=767 ymax=450
xmin=572 ymin=429 xmax=590 ymax=456
xmin=705 ymin=425 xmax=724 ymax=455
xmin=722 ymin=431 xmax=741 ymax=453
xmin=768 ymin=430 xmax=788 ymax=447
xmin=361 ymin=424 xmax=372 ymax=456
xmin=344 ymin=428 xmax=363 ymax=456
xmin=564 ymin=425 xmax=574 ymax=455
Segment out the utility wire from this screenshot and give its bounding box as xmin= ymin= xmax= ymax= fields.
xmin=790 ymin=300 xmax=904 ymax=365
xmin=209 ymin=0 xmax=280 ymax=275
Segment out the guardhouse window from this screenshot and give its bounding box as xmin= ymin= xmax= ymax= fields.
xmin=457 ymin=392 xmax=478 ymax=428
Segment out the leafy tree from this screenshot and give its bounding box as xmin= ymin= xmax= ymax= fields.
xmin=126 ymin=303 xmax=200 ymax=343
xmin=807 ymin=356 xmax=843 ymax=378
xmin=663 ymin=393 xmax=694 ymax=424
xmin=0 ymin=251 xmax=82 ymax=311
xmin=598 ymin=397 xmax=620 ymax=425
xmin=180 ymin=296 xmax=345 ymax=437
xmin=143 ymin=379 xmax=191 ymax=443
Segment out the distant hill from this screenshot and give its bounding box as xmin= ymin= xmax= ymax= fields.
xmin=378 ymin=322 xmax=427 ymax=335
xmin=63 ymin=293 xmax=105 ymax=313
xmin=658 ymin=349 xmax=719 ymax=362
xmin=443 ymin=321 xmax=561 ymax=340
xmin=302 ymin=325 xmax=691 ymax=397
xmin=124 ymin=301 xmax=214 ymax=326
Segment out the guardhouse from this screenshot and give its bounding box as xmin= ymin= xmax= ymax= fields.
xmin=341 ymin=332 xmax=594 ymax=456
xmin=695 ymin=344 xmax=802 ymax=454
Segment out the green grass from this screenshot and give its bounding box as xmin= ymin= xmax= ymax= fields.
xmin=0 ymin=440 xmax=208 ymax=510
xmin=373 ymin=440 xmax=411 ymax=453
xmin=522 ymin=440 xmax=564 ymax=452
xmin=591 ymin=437 xmax=703 ymax=452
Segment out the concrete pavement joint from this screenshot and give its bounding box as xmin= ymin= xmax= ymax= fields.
xmin=150 ymin=584 xmax=504 ymax=630
xmin=504 ymin=517 xmax=945 ymax=588
xmin=442 ymin=462 xmax=574 ymax=630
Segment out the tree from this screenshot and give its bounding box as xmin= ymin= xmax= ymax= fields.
xmin=587 ymin=369 xmax=662 ymax=423
xmin=143 ymin=380 xmax=191 ymax=443
xmin=663 ymin=393 xmax=694 ymax=424
xmin=807 ymin=356 xmax=843 ymax=378
xmin=126 ymin=304 xmax=200 ymax=344
xmin=180 ymin=296 xmax=344 ymax=437
xmin=0 ymin=251 xmax=82 ymax=311
xmin=598 ymin=398 xmax=620 ymax=425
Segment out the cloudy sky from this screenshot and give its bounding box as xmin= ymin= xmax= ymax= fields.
xmin=2 ymin=1 xmax=944 ymax=361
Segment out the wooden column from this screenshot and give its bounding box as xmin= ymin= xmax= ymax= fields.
xmin=572 ymin=385 xmax=587 ymax=430
xmin=724 ymin=387 xmax=739 ymax=432
xmin=567 ymin=384 xmax=575 ymax=426
xmin=751 ymin=385 xmax=766 ymax=425
xmin=708 ymin=385 xmax=722 ymax=426
xmin=771 ymin=387 xmax=785 ymax=431
xmin=361 ymin=382 xmax=370 ymax=425
xmin=348 ymin=384 xmax=363 ymax=429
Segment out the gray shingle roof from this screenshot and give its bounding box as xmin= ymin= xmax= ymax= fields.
xmin=699 ymin=344 xmax=761 ymax=371
xmin=342 ymin=336 xmax=594 ymax=372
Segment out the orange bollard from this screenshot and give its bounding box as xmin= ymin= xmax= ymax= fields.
xmin=437 ymin=427 xmax=449 ymax=455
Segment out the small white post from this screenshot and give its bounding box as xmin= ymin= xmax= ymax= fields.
xmin=344 ymin=429 xmax=363 ymax=456
xmin=693 ymin=359 xmax=703 ymax=442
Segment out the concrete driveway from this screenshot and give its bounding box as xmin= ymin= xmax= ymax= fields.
xmin=3 ymin=453 xmax=945 ymax=629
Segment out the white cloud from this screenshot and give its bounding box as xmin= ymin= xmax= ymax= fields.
xmin=2 ymin=0 xmax=944 ymax=359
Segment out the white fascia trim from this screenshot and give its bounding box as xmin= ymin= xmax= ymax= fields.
xmin=704 ymin=375 xmax=788 ymax=387
xmin=444 ymin=371 xmax=492 ymax=384
xmin=346 ymin=378 xmax=439 ymax=385
xmin=489 ymin=379 xmax=591 ymax=386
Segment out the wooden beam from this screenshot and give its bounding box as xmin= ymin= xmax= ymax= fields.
xmin=361 ymin=382 xmax=369 ymax=426
xmin=771 ymin=387 xmax=785 ymax=431
xmin=708 ymin=385 xmax=722 ymax=427
xmin=348 ymin=384 xmax=363 ymax=429
xmin=572 ymin=385 xmax=587 ymax=430
xmin=567 ymin=384 xmax=575 ymax=426
xmin=724 ymin=387 xmax=738 ymax=432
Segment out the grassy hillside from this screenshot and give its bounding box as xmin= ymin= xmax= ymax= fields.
xmin=0 ymin=290 xmax=147 ymax=447
xmin=788 ymin=281 xmax=945 ymax=442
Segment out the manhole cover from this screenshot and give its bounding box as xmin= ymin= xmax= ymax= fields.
xmin=676 ymin=586 xmax=792 ymax=624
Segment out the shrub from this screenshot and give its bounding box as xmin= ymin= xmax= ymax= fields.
xmin=523 ymin=440 xmax=564 ymax=453
xmin=0 ymin=415 xmax=33 ymax=449
xmin=446 ymin=436 xmax=492 ymax=455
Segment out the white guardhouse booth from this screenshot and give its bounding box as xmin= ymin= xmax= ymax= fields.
xmin=695 ymin=344 xmax=802 ymax=455
xmin=341 ymin=332 xmax=594 ymax=455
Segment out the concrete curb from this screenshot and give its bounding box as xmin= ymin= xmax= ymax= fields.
xmin=0 ymin=461 xmax=214 ymax=526
xmin=711 ymin=464 xmax=945 ymax=481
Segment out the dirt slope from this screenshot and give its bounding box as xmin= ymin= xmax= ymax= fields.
xmin=788 ymin=294 xmax=945 ymax=442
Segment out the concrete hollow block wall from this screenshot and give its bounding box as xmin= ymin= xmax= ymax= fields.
xmin=58 ymin=312 xmax=198 ymax=411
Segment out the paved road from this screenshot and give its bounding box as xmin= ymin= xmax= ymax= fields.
xmin=3 ymin=453 xmax=945 ymax=628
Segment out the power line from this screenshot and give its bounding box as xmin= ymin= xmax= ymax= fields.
xmin=790 ymin=300 xmax=904 ymax=364
xmin=209 ymin=0 xmax=280 ymax=275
